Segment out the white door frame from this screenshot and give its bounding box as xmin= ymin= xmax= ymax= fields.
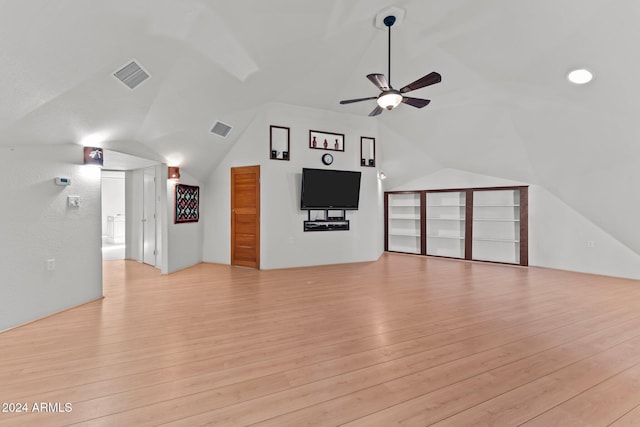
xmin=142 ymin=166 xmax=157 ymax=266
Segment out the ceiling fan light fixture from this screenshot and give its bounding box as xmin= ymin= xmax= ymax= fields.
xmin=377 ymin=91 xmax=403 ymax=110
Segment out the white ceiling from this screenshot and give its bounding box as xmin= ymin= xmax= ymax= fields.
xmin=1 ymin=0 xmax=639 ymax=254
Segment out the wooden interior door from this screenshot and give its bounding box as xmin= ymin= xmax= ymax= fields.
xmin=231 ymin=165 xmax=260 ymax=268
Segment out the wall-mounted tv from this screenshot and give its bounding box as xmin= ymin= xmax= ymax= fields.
xmin=301 ymin=168 xmax=362 ymax=210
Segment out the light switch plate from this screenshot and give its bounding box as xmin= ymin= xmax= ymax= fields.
xmin=68 ymin=196 xmax=80 ymax=208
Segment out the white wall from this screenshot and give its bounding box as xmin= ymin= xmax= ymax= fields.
xmin=388 ymin=168 xmax=640 ymax=280
xmin=391 ymin=168 xmax=528 ymax=191
xmin=376 ymin=122 xmax=443 ymax=190
xmin=101 ymin=170 xmax=125 ymax=234
xmin=529 ymin=186 xmax=640 ymax=279
xmin=203 ymin=103 xmax=384 ymax=269
xmin=0 ymin=144 xmax=103 ymax=331
xmin=167 ymin=170 xmax=204 ymax=273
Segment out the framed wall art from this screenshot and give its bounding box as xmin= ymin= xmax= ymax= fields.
xmin=175 ymin=183 xmax=199 ymax=223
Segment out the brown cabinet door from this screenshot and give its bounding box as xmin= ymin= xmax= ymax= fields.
xmin=231 ymin=166 xmax=260 ymax=268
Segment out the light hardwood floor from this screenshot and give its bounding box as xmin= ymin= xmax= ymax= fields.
xmin=2 ymin=253 xmax=640 ymax=426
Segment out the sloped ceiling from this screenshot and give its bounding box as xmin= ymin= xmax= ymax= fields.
xmin=0 ymin=0 xmax=638 ymax=254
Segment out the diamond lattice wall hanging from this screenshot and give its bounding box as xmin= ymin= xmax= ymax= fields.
xmin=175 ymin=184 xmax=199 ymax=223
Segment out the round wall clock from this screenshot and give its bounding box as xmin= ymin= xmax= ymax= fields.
xmin=321 ymin=153 xmax=334 ymax=165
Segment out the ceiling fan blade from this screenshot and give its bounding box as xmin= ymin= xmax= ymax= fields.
xmin=367 ymin=73 xmax=390 ymax=91
xmin=368 ymin=105 xmax=384 ymax=117
xmin=402 ymin=97 xmax=431 ymax=108
xmin=399 ymin=72 xmax=442 ymax=94
xmin=339 ymin=96 xmax=378 ymax=105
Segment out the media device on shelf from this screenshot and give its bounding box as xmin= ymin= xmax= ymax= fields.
xmin=300 ymin=168 xmax=361 ymax=210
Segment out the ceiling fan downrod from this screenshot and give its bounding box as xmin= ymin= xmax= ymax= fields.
xmin=384 ymin=15 xmax=396 ymax=87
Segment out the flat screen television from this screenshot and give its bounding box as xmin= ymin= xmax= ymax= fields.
xmin=300 ymin=168 xmax=361 ymax=210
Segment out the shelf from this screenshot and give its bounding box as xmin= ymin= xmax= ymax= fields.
xmin=304 ymin=219 xmax=349 ymax=232
xmin=428 ymin=249 xmax=464 ymax=258
xmin=427 ymin=235 xmax=464 ymax=240
xmin=270 ymin=125 xmax=290 ymax=161
xmin=360 ymin=136 xmax=376 ymax=168
xmin=473 ymin=218 xmax=520 ymax=222
xmin=390 ymin=202 xmax=420 ymax=207
xmin=473 ymin=237 xmax=520 ymax=243
xmin=474 ymin=204 xmax=520 ymax=207
xmin=388 ymin=247 xmax=421 ymax=254
xmin=390 ymin=215 xmax=420 ymax=220
xmin=473 ymin=255 xmax=519 ymax=264
xmin=426 ymin=217 xmax=465 ymax=221
xmin=390 ymin=230 xmax=421 ymax=237
xmin=309 ymin=130 xmax=344 ymax=151
xmin=429 ymin=204 xmax=465 ymax=207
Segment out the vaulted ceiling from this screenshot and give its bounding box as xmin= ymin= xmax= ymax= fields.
xmin=1 ymin=0 xmax=639 ymax=253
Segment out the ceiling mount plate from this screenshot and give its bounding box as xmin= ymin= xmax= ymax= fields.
xmin=375 ymin=6 xmax=405 ymax=30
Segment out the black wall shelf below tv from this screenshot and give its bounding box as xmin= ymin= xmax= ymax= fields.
xmin=303 ymin=210 xmax=349 ymax=232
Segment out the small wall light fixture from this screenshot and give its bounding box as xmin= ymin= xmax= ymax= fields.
xmin=168 ymin=166 xmax=181 ymax=180
xmin=83 ymin=147 xmax=104 ymax=167
xmin=378 ymin=171 xmax=387 ymax=180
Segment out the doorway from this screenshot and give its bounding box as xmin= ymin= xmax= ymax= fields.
xmin=100 ymin=149 xmax=165 ymax=272
xmin=230 ymin=165 xmax=260 ymax=268
xmin=101 ymin=170 xmax=126 ymax=260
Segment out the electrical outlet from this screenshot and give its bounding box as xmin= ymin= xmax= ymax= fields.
xmin=47 ymin=259 xmax=56 ymax=271
xmin=587 ymin=240 xmax=595 ymax=248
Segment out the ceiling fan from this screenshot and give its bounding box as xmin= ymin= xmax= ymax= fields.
xmin=339 ymin=15 xmax=442 ymax=117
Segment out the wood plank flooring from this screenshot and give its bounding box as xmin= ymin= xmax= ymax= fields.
xmin=1 ymin=253 xmax=640 ymax=426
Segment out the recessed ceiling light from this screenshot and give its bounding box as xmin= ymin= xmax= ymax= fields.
xmin=567 ymin=69 xmax=593 ymax=85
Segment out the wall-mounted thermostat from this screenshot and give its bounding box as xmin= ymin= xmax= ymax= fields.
xmin=55 ymin=177 xmax=72 ymax=186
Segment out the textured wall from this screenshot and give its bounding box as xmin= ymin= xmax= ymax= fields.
xmin=0 ymin=144 xmax=103 ymax=331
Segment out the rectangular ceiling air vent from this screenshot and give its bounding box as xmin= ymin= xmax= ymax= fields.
xmin=114 ymin=60 xmax=150 ymax=90
xmin=210 ymin=121 xmax=232 ymax=138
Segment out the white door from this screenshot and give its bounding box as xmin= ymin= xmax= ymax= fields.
xmin=142 ymin=167 xmax=156 ymax=266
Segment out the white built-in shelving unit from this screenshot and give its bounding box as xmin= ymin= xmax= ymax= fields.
xmin=426 ymin=191 xmax=466 ymax=259
xmin=472 ymin=189 xmax=521 ymax=264
xmin=386 ymin=192 xmax=422 ymax=254
xmin=385 ymin=186 xmax=528 ymax=266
